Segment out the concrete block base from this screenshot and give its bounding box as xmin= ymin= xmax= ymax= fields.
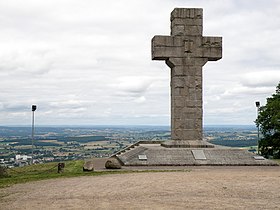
xmin=106 ymin=141 xmax=279 ymax=167
xmin=161 ymin=140 xmax=214 ymax=148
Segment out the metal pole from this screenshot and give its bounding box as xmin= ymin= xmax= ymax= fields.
xmin=31 ymin=105 xmax=37 ymax=164
xmin=31 ymin=110 xmax=34 ymax=164
xmin=255 ymin=101 xmax=260 ymax=154
xmin=257 ymin=122 xmax=260 ymax=154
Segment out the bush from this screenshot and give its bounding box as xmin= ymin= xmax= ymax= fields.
xmin=0 ymin=165 xmax=8 ymax=178
xmin=259 ymin=133 xmax=280 ymax=158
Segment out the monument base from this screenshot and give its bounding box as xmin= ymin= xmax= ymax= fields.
xmin=161 ymin=140 xmax=214 ymax=148
xmin=105 ymin=141 xmax=278 ymax=168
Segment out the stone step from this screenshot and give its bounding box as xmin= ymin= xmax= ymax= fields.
xmin=118 ymin=146 xmax=148 ymax=164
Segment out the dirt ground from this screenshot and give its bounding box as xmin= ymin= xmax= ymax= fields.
xmin=1 ymin=166 xmax=280 ymax=210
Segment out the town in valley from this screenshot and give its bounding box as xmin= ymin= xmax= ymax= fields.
xmin=0 ymin=125 xmax=259 ymax=168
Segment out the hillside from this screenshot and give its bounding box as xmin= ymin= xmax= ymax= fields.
xmin=0 ymin=159 xmax=116 ymax=188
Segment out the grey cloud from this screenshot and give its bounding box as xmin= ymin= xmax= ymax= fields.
xmin=49 ymin=100 xmax=86 ymax=110
xmin=0 ymin=103 xmax=29 ymax=112
xmin=111 ymin=76 xmax=153 ymax=97
xmin=0 ymin=50 xmax=53 ymax=75
xmin=240 ymin=71 xmax=280 ymax=88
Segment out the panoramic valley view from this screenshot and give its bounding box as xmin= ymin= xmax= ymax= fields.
xmin=0 ymin=125 xmax=259 ymax=168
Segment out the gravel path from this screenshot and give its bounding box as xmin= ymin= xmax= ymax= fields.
xmin=1 ymin=167 xmax=280 ymax=209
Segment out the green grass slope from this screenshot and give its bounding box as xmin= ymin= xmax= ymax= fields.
xmin=0 ymin=160 xmax=127 ymax=188
xmin=0 ymin=160 xmax=180 ymax=188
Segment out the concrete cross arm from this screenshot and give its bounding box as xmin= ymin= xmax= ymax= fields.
xmin=199 ymin=36 xmax=222 ymax=61
xmin=152 ymin=35 xmax=222 ymax=61
xmin=151 ymin=35 xmax=183 ymax=60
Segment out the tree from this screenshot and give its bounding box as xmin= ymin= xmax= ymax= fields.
xmin=256 ymin=82 xmax=280 ymax=158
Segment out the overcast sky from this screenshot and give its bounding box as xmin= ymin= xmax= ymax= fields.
xmin=0 ymin=0 xmax=279 ymax=126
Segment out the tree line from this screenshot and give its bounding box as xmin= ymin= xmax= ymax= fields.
xmin=256 ymin=82 xmax=280 ymax=158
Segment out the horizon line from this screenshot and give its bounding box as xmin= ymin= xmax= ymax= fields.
xmin=0 ymin=124 xmax=256 ymax=127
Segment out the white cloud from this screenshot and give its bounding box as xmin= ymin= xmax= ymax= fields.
xmin=240 ymin=71 xmax=280 ymax=88
xmin=112 ymin=76 xmax=152 ymax=96
xmin=134 ymin=96 xmax=146 ymax=104
xmin=0 ymin=50 xmax=53 ymax=75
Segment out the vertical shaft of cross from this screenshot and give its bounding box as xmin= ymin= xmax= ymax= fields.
xmin=169 ymin=58 xmax=206 ymax=142
xmin=152 ymin=8 xmax=222 ymax=147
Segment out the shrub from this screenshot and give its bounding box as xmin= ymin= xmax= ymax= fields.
xmin=0 ymin=165 xmax=8 ymax=178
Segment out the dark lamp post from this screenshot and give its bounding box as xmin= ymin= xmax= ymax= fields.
xmin=255 ymin=101 xmax=260 ymax=154
xmin=32 ymin=105 xmax=37 ymax=112
xmin=31 ymin=105 xmax=37 ymax=164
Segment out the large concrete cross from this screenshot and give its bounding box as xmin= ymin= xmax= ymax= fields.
xmin=152 ymin=8 xmax=222 ymax=147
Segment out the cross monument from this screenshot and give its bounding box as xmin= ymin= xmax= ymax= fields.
xmin=105 ymin=8 xmax=277 ymax=168
xmin=152 ymin=8 xmax=222 ymax=147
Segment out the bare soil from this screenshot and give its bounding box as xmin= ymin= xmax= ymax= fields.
xmin=1 ymin=166 xmax=280 ymax=210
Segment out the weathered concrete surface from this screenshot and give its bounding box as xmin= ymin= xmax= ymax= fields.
xmin=152 ymin=8 xmax=222 ymax=146
xmin=113 ymin=142 xmax=278 ymax=166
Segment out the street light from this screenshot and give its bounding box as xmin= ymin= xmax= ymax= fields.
xmin=31 ymin=105 xmax=37 ymax=164
xmin=255 ymin=101 xmax=260 ymax=154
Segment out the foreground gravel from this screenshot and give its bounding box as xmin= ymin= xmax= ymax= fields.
xmin=1 ymin=167 xmax=280 ymax=210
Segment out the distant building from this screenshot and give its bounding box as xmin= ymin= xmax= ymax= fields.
xmin=15 ymin=154 xmax=32 ymax=161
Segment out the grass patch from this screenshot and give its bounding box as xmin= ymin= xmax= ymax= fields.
xmin=274 ymin=159 xmax=280 ymax=163
xmin=0 ymin=161 xmax=79 ymax=188
xmin=0 ymin=161 xmax=190 ymax=188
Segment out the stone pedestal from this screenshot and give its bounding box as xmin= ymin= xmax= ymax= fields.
xmin=161 ymin=140 xmax=214 ymax=148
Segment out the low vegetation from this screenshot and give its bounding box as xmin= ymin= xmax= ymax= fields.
xmin=0 ymin=160 xmax=117 ymax=188
xmin=0 ymin=160 xmax=186 ymax=188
